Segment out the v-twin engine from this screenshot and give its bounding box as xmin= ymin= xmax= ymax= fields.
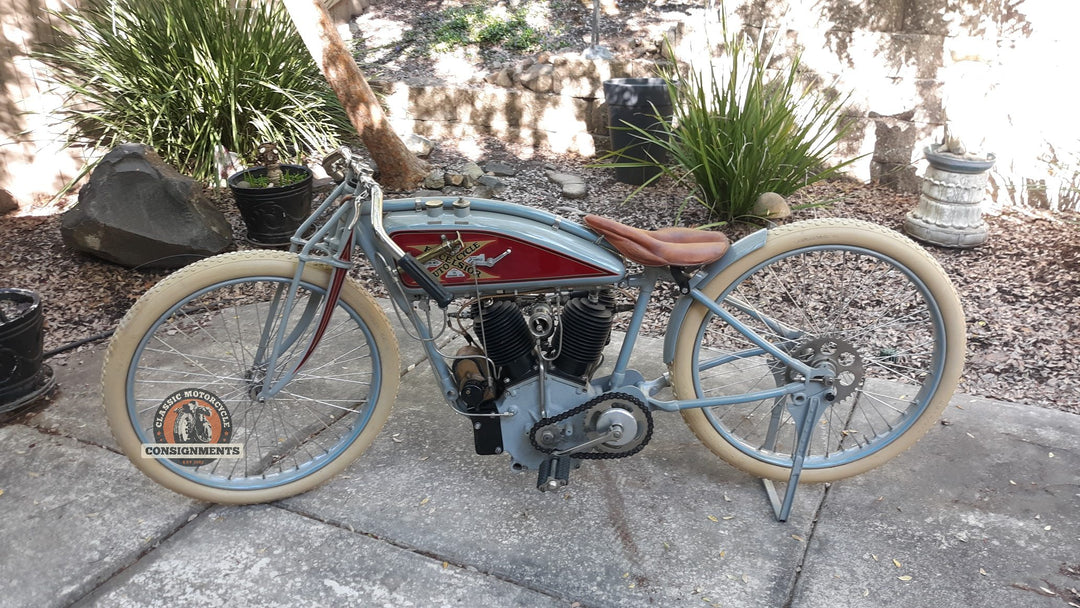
xmin=451 ymin=290 xmax=618 ymax=460
xmin=471 ymin=289 xmax=615 ymax=387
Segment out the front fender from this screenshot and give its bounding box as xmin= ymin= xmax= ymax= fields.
xmin=661 ymin=228 xmax=769 ymax=364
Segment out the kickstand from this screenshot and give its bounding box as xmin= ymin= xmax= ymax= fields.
xmin=761 ymin=393 xmax=830 ymax=522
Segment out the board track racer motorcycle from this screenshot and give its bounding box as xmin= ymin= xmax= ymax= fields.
xmin=102 ymin=148 xmax=965 ymax=520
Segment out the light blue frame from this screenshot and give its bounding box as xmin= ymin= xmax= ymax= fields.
xmin=224 ymin=174 xmax=823 ymax=417
xmin=345 ymin=190 xmax=826 ymax=414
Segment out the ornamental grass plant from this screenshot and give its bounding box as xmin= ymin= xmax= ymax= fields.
xmin=605 ymin=16 xmax=857 ymax=224
xmin=38 ymin=0 xmax=352 ymax=184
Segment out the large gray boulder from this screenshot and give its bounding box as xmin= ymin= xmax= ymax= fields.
xmin=61 ymin=144 xmax=232 ymax=268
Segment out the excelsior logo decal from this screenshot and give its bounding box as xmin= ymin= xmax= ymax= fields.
xmin=407 ymin=239 xmax=510 ymax=281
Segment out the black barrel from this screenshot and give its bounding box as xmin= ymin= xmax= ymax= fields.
xmin=603 ymin=78 xmax=673 ymax=185
xmin=0 ymin=289 xmax=45 ymax=407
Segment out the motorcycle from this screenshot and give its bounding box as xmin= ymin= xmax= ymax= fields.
xmin=101 ymin=148 xmax=965 ymax=520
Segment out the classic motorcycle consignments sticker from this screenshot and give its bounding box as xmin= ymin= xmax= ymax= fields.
xmin=142 ymin=389 xmax=243 ymax=466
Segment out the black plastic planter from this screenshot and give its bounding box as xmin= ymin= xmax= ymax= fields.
xmin=0 ymin=288 xmax=55 ymax=415
xmin=603 ymin=78 xmax=674 ymax=186
xmin=228 ymin=164 xmax=313 ymax=247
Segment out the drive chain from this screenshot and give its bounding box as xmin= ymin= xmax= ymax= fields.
xmin=528 ymin=392 xmax=654 ymax=460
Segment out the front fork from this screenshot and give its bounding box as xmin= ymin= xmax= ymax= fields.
xmin=246 ymin=181 xmax=366 ymax=402
xmin=252 ymin=231 xmax=355 ymax=401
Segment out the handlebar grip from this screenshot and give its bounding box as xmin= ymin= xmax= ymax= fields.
xmin=397 ymin=254 xmax=454 ymax=308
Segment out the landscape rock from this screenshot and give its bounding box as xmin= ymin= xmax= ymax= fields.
xmin=545 ymin=170 xmax=588 ymax=199
xmin=561 ymin=182 xmax=588 ymax=199
xmin=476 ymin=175 xmax=508 ymax=197
xmin=60 ymin=143 xmax=232 ymax=268
xmin=404 ymin=133 xmax=435 ymax=157
xmin=444 ymin=172 xmax=465 ymax=187
xmin=518 ymin=63 xmax=555 ymax=93
xmin=550 ymin=55 xmax=611 ymax=98
xmin=482 ymin=161 xmax=518 ymax=177
xmin=0 ymin=188 xmax=17 ymax=215
xmin=494 ymin=68 xmax=514 ymax=88
xmin=461 ymin=162 xmax=485 ymax=187
xmin=473 ymin=186 xmax=501 ymax=199
xmin=422 ymin=169 xmax=446 ymax=190
xmin=752 ymin=192 xmax=791 ymax=219
xmin=544 ymin=171 xmax=579 ymax=187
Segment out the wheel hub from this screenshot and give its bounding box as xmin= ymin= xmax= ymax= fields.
xmin=785 ymin=337 xmax=865 ymax=403
xmin=244 ymin=364 xmax=269 ymax=401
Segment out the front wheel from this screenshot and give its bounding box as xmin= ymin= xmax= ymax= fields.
xmin=672 ymin=219 xmax=965 ymax=482
xmin=102 ymin=251 xmax=400 ymax=503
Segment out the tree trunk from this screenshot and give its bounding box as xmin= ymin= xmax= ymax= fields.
xmin=283 ymin=0 xmax=429 ymax=190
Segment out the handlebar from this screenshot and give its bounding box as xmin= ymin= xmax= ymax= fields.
xmin=324 ymin=148 xmax=454 ymax=308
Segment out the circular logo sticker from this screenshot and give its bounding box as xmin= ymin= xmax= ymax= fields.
xmin=151 ymin=389 xmax=234 ymax=467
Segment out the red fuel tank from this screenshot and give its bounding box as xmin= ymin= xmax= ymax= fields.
xmin=392 ymin=230 xmax=615 ymax=286
xmin=382 ymin=198 xmax=625 ymax=291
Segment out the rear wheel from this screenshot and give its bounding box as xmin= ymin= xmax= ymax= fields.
xmin=672 ymin=219 xmax=965 ymax=482
xmin=102 ymin=251 xmax=400 ymax=503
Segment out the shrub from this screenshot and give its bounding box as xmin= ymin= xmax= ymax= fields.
xmin=38 ymin=0 xmax=353 ymax=184
xmin=605 ymin=19 xmax=857 ymax=223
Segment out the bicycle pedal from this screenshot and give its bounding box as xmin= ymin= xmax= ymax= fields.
xmin=536 ymin=456 xmax=572 ymax=492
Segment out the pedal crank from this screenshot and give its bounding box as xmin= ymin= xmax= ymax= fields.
xmin=552 ymin=407 xmax=636 ymax=456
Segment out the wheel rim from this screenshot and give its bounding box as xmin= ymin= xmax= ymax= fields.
xmin=692 ymin=245 xmax=948 ymax=470
xmin=125 ymin=276 xmax=383 ymax=490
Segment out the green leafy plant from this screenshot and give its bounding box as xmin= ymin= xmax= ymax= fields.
xmin=38 ymin=0 xmax=353 ymax=185
xmin=602 ymin=20 xmax=857 ymax=223
xmin=240 ymin=170 xmax=309 ymax=189
xmin=430 ymin=3 xmax=545 ymax=52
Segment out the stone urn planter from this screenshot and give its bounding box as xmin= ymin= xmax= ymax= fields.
xmin=0 ymin=288 xmax=55 ymax=416
xmin=227 ymin=143 xmax=313 ymax=247
xmin=904 ymin=144 xmax=995 ymax=248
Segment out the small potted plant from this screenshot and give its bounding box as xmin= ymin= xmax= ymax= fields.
xmin=227 ymin=142 xmax=313 ymax=247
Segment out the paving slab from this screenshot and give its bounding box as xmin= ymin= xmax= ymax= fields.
xmin=792 ymin=393 xmax=1080 ymax=607
xmin=0 ymin=424 xmax=201 ymax=608
xmin=79 ymin=504 xmax=567 ymax=608
xmin=282 ymin=334 xmax=824 ymax=608
xmin=11 ymin=298 xmax=1080 ymax=608
xmin=26 ymin=345 xmax=118 ymax=451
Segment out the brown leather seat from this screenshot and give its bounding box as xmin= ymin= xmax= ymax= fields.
xmin=584 ymin=214 xmax=731 ymax=267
